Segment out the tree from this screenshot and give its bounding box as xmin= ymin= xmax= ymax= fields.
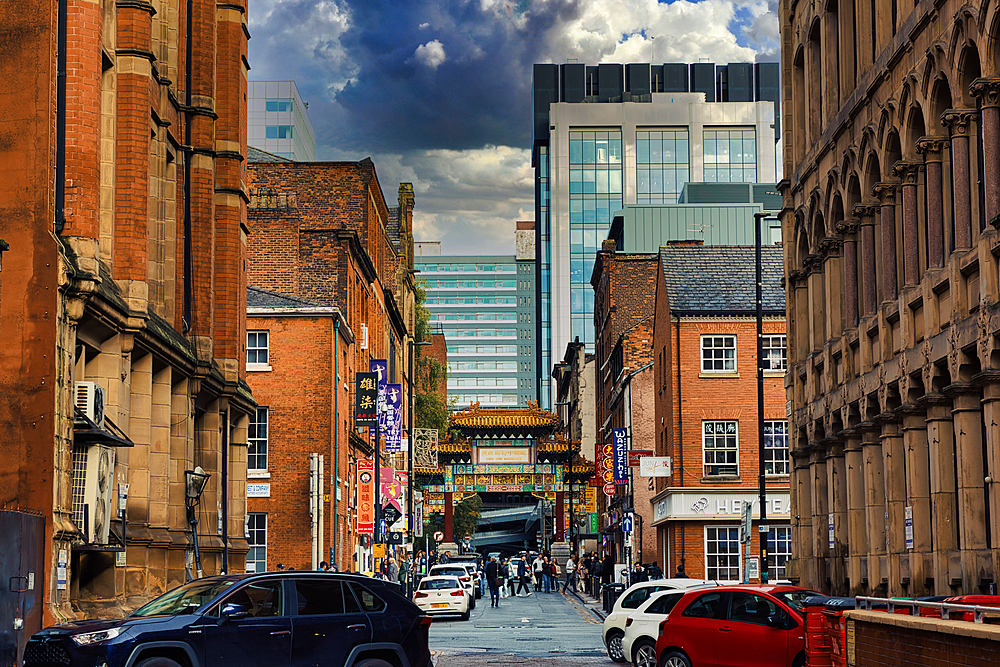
xmin=413 ymin=279 xmax=449 ymax=434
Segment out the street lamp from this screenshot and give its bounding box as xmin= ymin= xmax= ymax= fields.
xmin=185 ymin=466 xmax=210 ymax=579
xmin=408 ymin=338 xmax=432 ymax=596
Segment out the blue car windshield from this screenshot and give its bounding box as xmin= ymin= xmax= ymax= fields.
xmin=131 ymin=578 xmax=240 ymax=617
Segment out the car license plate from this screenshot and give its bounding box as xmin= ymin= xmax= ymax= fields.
xmin=431 ymin=603 xmax=449 ymax=609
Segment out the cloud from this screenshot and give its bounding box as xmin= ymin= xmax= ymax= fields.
xmin=248 ymin=0 xmax=780 ymax=253
xmin=414 ymin=39 xmax=447 ymax=68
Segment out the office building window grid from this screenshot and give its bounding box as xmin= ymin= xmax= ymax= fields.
xmin=706 ymin=526 xmax=741 ymax=580
xmin=246 ymin=513 xmax=267 ymax=573
xmin=702 ymin=335 xmax=736 ymax=371
xmin=539 ymin=146 xmax=552 ymax=409
xmin=764 ymin=420 xmax=790 ymax=476
xmin=703 ymin=420 xmax=738 ymax=476
xmin=704 ymin=128 xmax=757 ymax=183
xmin=636 ymin=129 xmax=690 ymax=204
xmin=248 ymin=407 xmax=269 ymax=471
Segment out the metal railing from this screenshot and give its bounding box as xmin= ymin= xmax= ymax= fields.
xmin=856 ymin=596 xmax=1000 ymax=624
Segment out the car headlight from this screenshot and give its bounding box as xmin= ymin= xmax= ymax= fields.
xmin=71 ymin=628 xmax=123 ymax=646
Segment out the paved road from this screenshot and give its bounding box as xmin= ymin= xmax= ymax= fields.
xmin=430 ymin=587 xmax=614 ymax=666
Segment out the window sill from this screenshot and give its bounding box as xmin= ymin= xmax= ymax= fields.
xmin=699 ymin=372 xmax=740 ymax=379
xmin=700 ymin=475 xmax=742 ymax=483
xmin=765 ymin=475 xmax=790 ymax=482
xmin=248 ymin=471 xmax=271 ymax=479
xmin=246 ymin=363 xmax=273 ymax=372
xmin=762 ymin=370 xmax=786 ymax=378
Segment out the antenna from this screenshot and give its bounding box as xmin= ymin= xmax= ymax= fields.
xmin=688 ymin=221 xmax=712 ymax=240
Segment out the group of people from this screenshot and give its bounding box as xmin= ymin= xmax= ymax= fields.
xmin=479 ymin=552 xmax=584 ymax=608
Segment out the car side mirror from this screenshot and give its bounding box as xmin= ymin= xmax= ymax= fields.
xmin=766 ymin=615 xmax=789 ymax=630
xmin=220 ymin=603 xmax=250 ymax=620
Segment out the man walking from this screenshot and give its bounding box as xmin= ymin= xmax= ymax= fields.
xmin=532 ymin=553 xmax=544 ymax=591
xmin=485 ymin=556 xmax=500 ymax=607
xmin=562 ymin=554 xmax=578 ymax=593
xmin=515 ymin=555 xmax=532 ymax=596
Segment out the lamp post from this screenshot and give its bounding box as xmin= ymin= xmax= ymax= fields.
xmin=185 ymin=466 xmax=210 ymax=579
xmin=753 ymin=211 xmax=779 ymax=584
xmin=408 ymin=339 xmax=431 ymax=596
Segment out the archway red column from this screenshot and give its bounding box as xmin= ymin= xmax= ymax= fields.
xmin=444 ymin=492 xmax=454 ymax=543
xmin=555 ymin=491 xmax=565 ymax=542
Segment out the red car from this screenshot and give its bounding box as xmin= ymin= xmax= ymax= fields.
xmin=651 ymin=585 xmax=823 ymax=667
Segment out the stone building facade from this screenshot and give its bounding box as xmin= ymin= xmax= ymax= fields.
xmin=780 ymin=0 xmax=1000 ymax=595
xmin=0 ymin=0 xmax=253 ymax=623
xmin=246 ymin=158 xmax=415 ymax=575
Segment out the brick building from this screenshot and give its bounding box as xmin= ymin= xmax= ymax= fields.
xmin=651 ymin=244 xmax=788 ymax=581
xmin=246 ymin=157 xmax=415 ymax=574
xmin=0 ymin=0 xmax=253 ymax=632
xmin=591 ymin=243 xmax=660 ymax=567
xmin=779 ymin=0 xmax=1000 ymax=597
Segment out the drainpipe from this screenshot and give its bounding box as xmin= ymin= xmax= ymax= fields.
xmin=333 ymin=318 xmax=340 ymax=569
xmin=182 ymin=0 xmax=193 ymax=331
xmin=55 ymin=0 xmax=67 ymax=233
xmin=222 ymin=408 xmax=229 ymax=573
xmin=675 ymin=317 xmax=684 ymax=570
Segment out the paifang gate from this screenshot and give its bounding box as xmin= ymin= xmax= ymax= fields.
xmin=415 ymin=402 xmax=594 ymax=553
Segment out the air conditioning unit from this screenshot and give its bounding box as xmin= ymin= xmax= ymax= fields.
xmin=75 ymin=381 xmax=106 ymax=429
xmin=71 ymin=444 xmax=116 ymax=544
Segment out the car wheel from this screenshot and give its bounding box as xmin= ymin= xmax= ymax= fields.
xmin=470 ymin=595 xmax=476 ymax=610
xmin=135 ymin=658 xmax=183 ymax=667
xmin=354 ymin=660 xmax=395 ymax=667
xmin=461 ymin=608 xmax=471 ymax=621
xmin=633 ymin=640 xmax=657 ymax=667
xmin=662 ymin=651 xmax=692 ymax=667
xmin=605 ymin=630 xmax=627 ymax=663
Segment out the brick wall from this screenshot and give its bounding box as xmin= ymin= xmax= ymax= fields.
xmin=844 ymin=610 xmax=1000 ymax=667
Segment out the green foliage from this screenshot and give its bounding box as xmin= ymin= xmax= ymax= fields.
xmin=413 ymin=279 xmax=449 ymax=434
xmin=422 ymin=494 xmax=483 ymax=547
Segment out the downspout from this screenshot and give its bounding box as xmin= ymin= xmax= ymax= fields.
xmin=675 ymin=316 xmax=685 ymax=569
xmin=333 ymin=318 xmax=340 ymax=569
xmin=222 ymin=408 xmax=229 ymax=573
xmin=182 ymin=0 xmax=193 ymax=331
xmin=55 ymin=0 xmax=67 ymax=233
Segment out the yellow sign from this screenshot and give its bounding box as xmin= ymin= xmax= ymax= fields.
xmin=373 ymin=544 xmax=387 ymax=559
xmin=584 ymin=487 xmax=597 ymax=513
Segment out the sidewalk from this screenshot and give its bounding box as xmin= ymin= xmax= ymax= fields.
xmin=561 ymin=583 xmax=606 ymax=621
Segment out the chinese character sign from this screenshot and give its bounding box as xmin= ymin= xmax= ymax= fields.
xmin=381 ymin=467 xmax=404 ymax=513
xmin=385 ymin=383 xmax=403 ymax=452
xmin=370 ymin=359 xmax=388 ymax=437
xmin=355 ymin=373 xmax=379 ymax=427
xmin=613 ymin=428 xmax=628 ymax=484
xmin=357 ymin=460 xmax=375 ymax=534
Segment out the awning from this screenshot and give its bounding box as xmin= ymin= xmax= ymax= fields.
xmin=74 ymin=409 xmax=134 ymax=447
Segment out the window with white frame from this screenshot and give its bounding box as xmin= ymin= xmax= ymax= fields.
xmin=701 ymin=336 xmax=736 ymax=372
xmin=247 ymin=513 xmax=267 ymax=573
xmin=247 ymin=331 xmax=270 ymax=366
xmin=703 ymin=420 xmax=738 ymax=476
xmin=248 ymin=407 xmax=269 ymax=471
xmin=767 ymin=526 xmax=792 ymax=579
xmin=762 ymin=335 xmax=787 ymax=371
xmin=705 ymin=526 xmax=741 ymax=581
xmin=763 ymin=421 xmax=789 ymax=476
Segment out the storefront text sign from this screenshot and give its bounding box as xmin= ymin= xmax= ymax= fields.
xmin=477 ymin=447 xmax=531 ymax=465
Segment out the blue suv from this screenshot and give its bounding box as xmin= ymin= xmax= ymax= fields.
xmin=23 ymin=572 xmax=431 ymax=667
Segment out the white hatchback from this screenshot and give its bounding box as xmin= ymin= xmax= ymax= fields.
xmin=602 ymin=578 xmax=709 ymax=663
xmin=429 ymin=564 xmax=477 ymax=608
xmin=413 ymin=575 xmax=471 ymax=620
xmin=621 ymin=589 xmax=689 ymax=667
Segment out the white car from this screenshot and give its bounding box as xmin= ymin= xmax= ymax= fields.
xmin=429 ymin=564 xmax=477 ymax=608
xmin=413 ymin=575 xmax=471 ymax=620
xmin=621 ymin=589 xmax=689 ymax=667
xmin=602 ymin=578 xmax=709 ymax=663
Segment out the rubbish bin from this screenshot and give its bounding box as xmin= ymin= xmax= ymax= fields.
xmin=822 ymin=597 xmax=856 ymax=667
xmin=803 ymin=595 xmax=832 ymax=667
xmin=603 ymin=583 xmax=626 ymax=614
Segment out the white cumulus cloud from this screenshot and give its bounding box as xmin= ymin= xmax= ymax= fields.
xmin=414 ymin=39 xmax=447 ymax=69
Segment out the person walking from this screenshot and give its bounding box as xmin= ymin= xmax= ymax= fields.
xmin=505 ymin=558 xmax=516 ymax=597
xmin=532 ymin=553 xmax=544 ymax=591
xmin=541 ymin=556 xmax=552 ymax=593
xmin=562 ymin=554 xmax=578 ymax=593
xmin=385 ymin=556 xmax=399 ymax=583
xmin=485 ymin=556 xmax=500 ymax=607
xmin=515 ymin=555 xmax=532 ymax=596
xmin=497 ymin=557 xmax=508 ymax=598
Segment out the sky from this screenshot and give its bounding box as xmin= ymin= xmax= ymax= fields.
xmin=247 ymin=0 xmax=780 ymax=255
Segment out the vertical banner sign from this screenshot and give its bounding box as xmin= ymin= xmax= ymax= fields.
xmin=370 ymin=359 xmax=388 ymax=438
xmin=381 ymin=467 xmax=403 ymax=513
xmin=385 ymin=383 xmax=403 ymax=451
xmin=355 ymin=373 xmax=379 ymax=427
xmin=612 ymin=428 xmax=629 ymax=484
xmin=829 ymin=513 xmax=835 ymax=550
xmin=357 ymin=460 xmax=375 ymax=534
xmin=904 ymin=506 xmax=914 ymax=550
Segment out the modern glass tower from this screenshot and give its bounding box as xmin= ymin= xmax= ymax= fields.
xmin=531 ymin=62 xmax=780 ymax=408
xmin=415 ymin=223 xmax=537 ymax=409
xmin=248 ymin=81 xmax=316 ymax=161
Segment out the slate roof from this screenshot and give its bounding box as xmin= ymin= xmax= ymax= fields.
xmin=247 ymin=146 xmax=293 ymax=163
xmin=247 ymin=286 xmax=325 ymax=309
xmin=659 ymin=245 xmax=785 ymax=315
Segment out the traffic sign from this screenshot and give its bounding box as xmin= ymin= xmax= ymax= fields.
xmin=433 ymin=531 xmax=444 ymax=542
xmin=382 ymin=504 xmax=402 ymax=525
xmin=603 ymin=482 xmax=616 ymax=497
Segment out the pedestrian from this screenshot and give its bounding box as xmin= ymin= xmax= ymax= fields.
xmin=515 ymin=555 xmax=532 ymax=596
xmin=439 ymin=550 xmax=451 ymax=564
xmin=541 ymin=556 xmax=552 ymax=593
xmin=674 ymin=562 xmax=687 ymax=578
xmin=276 ymin=563 xmax=285 ymax=571
xmin=631 ymin=562 xmax=648 ymax=584
xmin=319 ymin=561 xmax=330 ymax=571
xmin=497 ymin=557 xmax=508 ymax=598
xmin=386 ymin=556 xmax=399 ymax=583
xmin=600 ymin=552 xmax=615 ymax=586
xmin=505 ymin=558 xmax=515 ymax=597
xmin=532 ymin=552 xmax=544 ymax=591
xmin=485 ymin=556 xmax=500 ymax=607
xmin=562 ymin=554 xmax=578 ymax=593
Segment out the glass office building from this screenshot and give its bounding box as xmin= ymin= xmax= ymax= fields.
xmin=248 ymin=81 xmax=316 ymax=161
xmin=531 ymin=62 xmax=780 ymax=408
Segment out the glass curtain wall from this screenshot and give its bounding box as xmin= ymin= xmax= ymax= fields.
xmin=636 ymin=129 xmax=690 ymax=204
xmin=703 ymin=128 xmax=757 ymax=183
xmin=538 ymin=147 xmax=552 ymax=408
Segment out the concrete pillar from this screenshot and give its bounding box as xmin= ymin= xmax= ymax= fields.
xmin=793 ymin=449 xmax=815 ymax=588
xmin=970 ymin=78 xmax=1000 ymax=227
xmin=901 ymin=407 xmax=932 ymax=596
xmin=810 ymin=445 xmax=830 ymax=584
xmin=941 ymin=110 xmax=978 ymax=249
xmin=555 ymin=490 xmax=565 ymax=542
xmin=862 ymin=424 xmax=887 ymax=589
xmin=880 ymin=418 xmax=906 ymax=594
xmin=853 ymin=204 xmax=879 ymax=317
xmin=806 ymin=256 xmax=825 ymax=352
xmin=916 ymin=136 xmax=950 ymax=269
xmin=921 ymin=394 xmax=959 ymax=594
xmin=871 ymin=183 xmax=899 ymax=303
xmin=981 ymin=378 xmax=1000 ymax=581
xmin=827 ymin=441 xmax=849 ymax=595
xmin=948 ymin=384 xmax=988 ymax=592
xmin=891 ymin=162 xmax=922 ymax=286
xmin=821 ymin=237 xmax=844 ymax=340
xmin=844 ymin=432 xmax=868 ymax=593
xmin=837 ymin=218 xmax=860 ymax=328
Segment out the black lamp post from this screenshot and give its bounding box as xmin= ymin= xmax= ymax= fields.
xmin=407 ymin=339 xmax=431 ymax=596
xmin=185 ymin=466 xmax=210 ymax=579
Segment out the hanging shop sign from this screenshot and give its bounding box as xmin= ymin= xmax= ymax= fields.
xmin=639 ymin=456 xmax=673 ymax=477
xmin=612 ymin=428 xmax=628 ymax=484
xmin=385 ymin=383 xmax=403 ymax=452
xmin=357 ymin=460 xmax=375 ymax=534
xmin=355 ymin=373 xmax=378 ymax=427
